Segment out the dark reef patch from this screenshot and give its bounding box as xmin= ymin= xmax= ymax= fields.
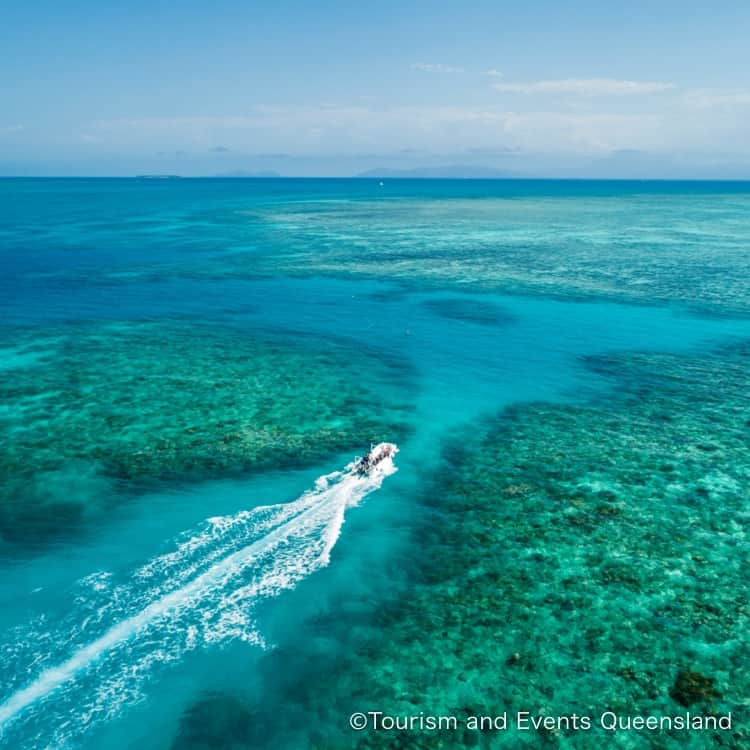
xmin=670 ymin=670 xmax=721 ymax=708
xmin=420 ymin=297 xmax=516 ymax=327
xmin=171 ymin=692 xmax=256 ymax=750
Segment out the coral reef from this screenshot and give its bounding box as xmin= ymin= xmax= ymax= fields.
xmin=262 ymin=342 xmax=750 ymax=749
xmin=16 ymin=188 xmax=750 ymax=317
xmin=242 ymin=193 xmax=750 ymax=317
xmin=0 ymin=321 xmax=413 ymax=548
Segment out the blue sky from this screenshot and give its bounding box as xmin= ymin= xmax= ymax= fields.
xmin=2 ymin=0 xmax=749 ymax=176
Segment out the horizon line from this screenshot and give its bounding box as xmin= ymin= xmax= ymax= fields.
xmin=2 ymin=175 xmax=750 ymax=182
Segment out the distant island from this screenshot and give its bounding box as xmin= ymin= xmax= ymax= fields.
xmin=356 ymin=165 xmax=517 ymax=179
xmin=135 ymin=174 xmax=182 ymax=179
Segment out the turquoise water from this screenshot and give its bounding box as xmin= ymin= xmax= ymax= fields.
xmin=1 ymin=179 xmax=749 ymax=749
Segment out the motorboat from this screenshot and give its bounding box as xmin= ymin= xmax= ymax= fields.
xmin=353 ymin=442 xmax=397 ymax=475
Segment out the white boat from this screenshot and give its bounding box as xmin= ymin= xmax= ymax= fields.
xmin=352 ymin=442 xmax=397 ymax=475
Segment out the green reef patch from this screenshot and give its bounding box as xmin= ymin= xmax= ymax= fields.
xmin=249 ymin=342 xmax=750 ymax=749
xmin=0 ymin=321 xmax=413 ymax=549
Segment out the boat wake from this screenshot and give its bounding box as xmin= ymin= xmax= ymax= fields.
xmin=0 ymin=444 xmax=398 ymax=748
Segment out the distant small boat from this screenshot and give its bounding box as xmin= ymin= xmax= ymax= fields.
xmin=353 ymin=442 xmax=397 ymax=475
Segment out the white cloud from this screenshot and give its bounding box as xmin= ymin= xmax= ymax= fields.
xmin=410 ymin=62 xmax=465 ymax=73
xmin=485 ymin=69 xmax=504 ymax=78
xmin=78 ymin=92 xmax=749 ymax=163
xmin=82 ymin=107 xmax=664 ymax=156
xmin=493 ymin=78 xmax=674 ymax=95
xmin=682 ymin=89 xmax=750 ymax=108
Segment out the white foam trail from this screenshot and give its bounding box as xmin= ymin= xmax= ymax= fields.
xmin=0 ymin=445 xmax=397 ymax=740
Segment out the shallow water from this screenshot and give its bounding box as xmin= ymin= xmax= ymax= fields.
xmin=1 ymin=178 xmax=749 ymax=749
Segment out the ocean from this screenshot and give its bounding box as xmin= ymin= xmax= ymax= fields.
xmin=0 ymin=178 xmax=749 ymax=749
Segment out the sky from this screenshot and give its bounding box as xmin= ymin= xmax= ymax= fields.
xmin=1 ymin=0 xmax=749 ymax=177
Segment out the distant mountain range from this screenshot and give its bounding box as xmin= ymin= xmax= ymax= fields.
xmin=356 ymin=165 xmax=517 ymax=179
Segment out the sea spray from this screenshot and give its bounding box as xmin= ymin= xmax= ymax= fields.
xmin=0 ymin=445 xmax=398 ymax=747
